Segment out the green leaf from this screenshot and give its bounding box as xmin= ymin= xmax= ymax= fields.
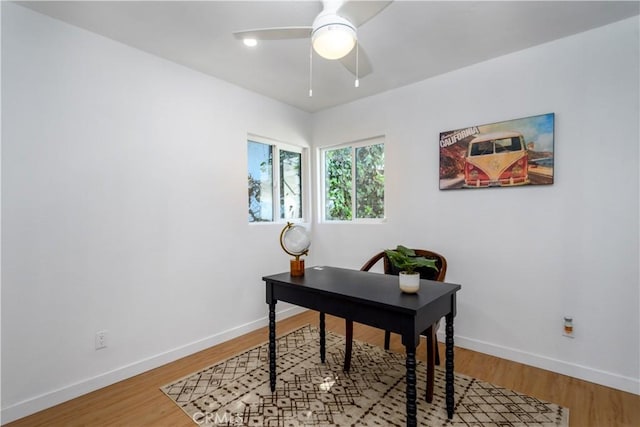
xmin=384 ymin=245 xmax=439 ymax=274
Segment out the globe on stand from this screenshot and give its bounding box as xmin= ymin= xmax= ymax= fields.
xmin=279 ymin=222 xmax=310 ymax=277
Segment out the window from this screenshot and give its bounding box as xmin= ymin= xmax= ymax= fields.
xmin=248 ymin=137 xmax=303 ymax=222
xmin=321 ymin=137 xmax=385 ymax=221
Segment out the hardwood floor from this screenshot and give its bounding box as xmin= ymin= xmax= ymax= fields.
xmin=6 ymin=310 xmax=640 ymax=427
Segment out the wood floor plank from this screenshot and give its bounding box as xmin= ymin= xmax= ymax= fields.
xmin=5 ymin=310 xmax=639 ymax=427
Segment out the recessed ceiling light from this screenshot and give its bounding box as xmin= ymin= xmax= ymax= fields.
xmin=243 ymin=38 xmax=258 ymax=47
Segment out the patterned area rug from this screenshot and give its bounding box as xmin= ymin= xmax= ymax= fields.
xmin=162 ymin=325 xmax=569 ymax=426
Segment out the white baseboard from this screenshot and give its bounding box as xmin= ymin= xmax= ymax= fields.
xmin=438 ymin=331 xmax=640 ymax=395
xmin=1 ymin=306 xmax=307 ymax=424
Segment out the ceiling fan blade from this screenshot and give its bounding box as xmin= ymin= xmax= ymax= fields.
xmin=337 ymin=0 xmax=392 ymax=28
xmin=339 ymin=44 xmax=373 ymax=78
xmin=233 ymin=27 xmax=312 ymax=41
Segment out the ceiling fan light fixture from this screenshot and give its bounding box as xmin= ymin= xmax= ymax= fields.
xmin=312 ymin=23 xmax=356 ymax=60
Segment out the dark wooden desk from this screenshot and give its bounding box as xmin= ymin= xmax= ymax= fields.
xmin=263 ymin=266 xmax=461 ymax=426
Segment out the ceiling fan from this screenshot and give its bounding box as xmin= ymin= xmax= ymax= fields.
xmin=233 ymin=1 xmax=392 ymax=83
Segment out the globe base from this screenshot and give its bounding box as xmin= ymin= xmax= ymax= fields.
xmin=290 ymin=259 xmax=305 ymax=277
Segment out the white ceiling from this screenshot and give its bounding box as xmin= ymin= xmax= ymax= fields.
xmin=17 ymin=1 xmax=640 ymax=113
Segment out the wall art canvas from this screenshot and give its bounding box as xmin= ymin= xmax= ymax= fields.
xmin=439 ymin=113 xmax=554 ymax=190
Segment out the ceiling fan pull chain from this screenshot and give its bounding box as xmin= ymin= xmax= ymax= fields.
xmin=355 ymin=39 xmax=360 ymax=88
xmin=309 ymin=41 xmax=313 ymax=97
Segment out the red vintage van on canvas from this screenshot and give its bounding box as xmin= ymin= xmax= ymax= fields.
xmin=464 ymin=131 xmax=529 ymax=187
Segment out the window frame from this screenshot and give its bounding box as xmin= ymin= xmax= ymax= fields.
xmin=248 ymin=134 xmax=307 ymax=224
xmin=319 ymin=136 xmax=386 ymax=224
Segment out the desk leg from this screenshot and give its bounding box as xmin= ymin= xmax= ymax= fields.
xmin=269 ymin=301 xmax=276 ymax=392
xmin=445 ymin=312 xmax=454 ymax=419
xmin=319 ymin=312 xmax=326 ymax=363
xmin=405 ymin=345 xmax=417 ymax=427
xmin=425 ymin=325 xmax=435 ymax=403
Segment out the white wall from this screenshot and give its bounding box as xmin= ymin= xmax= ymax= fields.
xmin=312 ymin=16 xmax=639 ymax=394
xmin=1 ymin=3 xmax=311 ymax=422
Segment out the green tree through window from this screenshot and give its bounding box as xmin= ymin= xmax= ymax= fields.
xmin=325 ymin=147 xmax=353 ymax=220
xmin=356 ymin=143 xmax=385 ymax=218
xmin=323 ymin=139 xmax=384 ymax=221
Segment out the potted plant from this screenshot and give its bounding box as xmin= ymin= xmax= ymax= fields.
xmin=384 ymin=245 xmax=439 ymax=293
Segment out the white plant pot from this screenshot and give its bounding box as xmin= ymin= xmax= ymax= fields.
xmin=399 ymin=272 xmax=420 ymax=294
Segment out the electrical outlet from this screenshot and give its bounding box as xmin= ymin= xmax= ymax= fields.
xmin=95 ymin=330 xmax=108 ymax=350
xmin=563 ymin=316 xmax=574 ymax=338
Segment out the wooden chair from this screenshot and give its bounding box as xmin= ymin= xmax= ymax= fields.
xmin=343 ymin=249 xmax=448 ymax=403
